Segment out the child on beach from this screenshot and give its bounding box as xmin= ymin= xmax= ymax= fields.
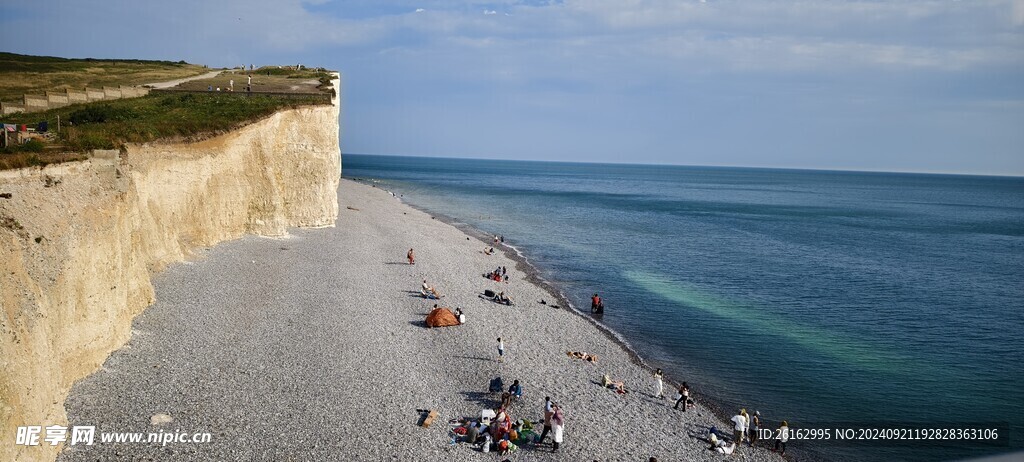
xmin=497 ymin=337 xmax=505 ymax=362
xmin=509 ymin=380 xmax=523 ymax=400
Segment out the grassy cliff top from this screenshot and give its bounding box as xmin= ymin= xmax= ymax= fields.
xmin=0 ymin=54 xmax=336 ymax=170
xmin=0 ymin=52 xmax=209 ymax=101
xmin=171 ymin=66 xmax=336 ymax=94
xmin=0 ymin=91 xmax=330 ymax=169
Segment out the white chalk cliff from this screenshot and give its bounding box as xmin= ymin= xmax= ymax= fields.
xmin=0 ymin=75 xmax=341 ymax=462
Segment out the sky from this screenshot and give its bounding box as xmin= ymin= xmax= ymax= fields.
xmin=2 ymin=0 xmax=1023 ymax=175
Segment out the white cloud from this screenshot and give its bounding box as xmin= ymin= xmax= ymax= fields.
xmin=3 ymin=0 xmax=1021 ymax=74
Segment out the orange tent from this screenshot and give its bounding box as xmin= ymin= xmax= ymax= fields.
xmin=425 ymin=308 xmax=460 ymax=328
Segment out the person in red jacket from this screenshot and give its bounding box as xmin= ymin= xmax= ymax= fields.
xmin=591 ymin=293 xmax=604 ymax=313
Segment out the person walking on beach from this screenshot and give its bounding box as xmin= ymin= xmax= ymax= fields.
xmin=674 ymin=382 xmax=690 ymax=410
xmin=740 ymin=408 xmax=750 ymax=444
xmin=653 ymin=368 xmax=665 ymax=399
xmin=773 ymin=420 xmax=789 ymax=455
xmin=551 ymin=404 xmax=565 ymax=452
xmin=407 ymin=248 xmax=415 ymax=265
xmin=497 ymin=337 xmax=505 ymax=362
xmin=749 ymin=411 xmax=761 ymax=447
xmin=537 ymin=397 xmax=554 ymax=444
xmin=731 ymin=410 xmax=748 ymax=448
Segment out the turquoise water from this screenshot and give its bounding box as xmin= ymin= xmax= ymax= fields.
xmin=343 ymin=154 xmax=1024 ymax=461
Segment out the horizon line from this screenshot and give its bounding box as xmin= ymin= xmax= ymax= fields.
xmin=342 ymin=152 xmax=1024 ymax=179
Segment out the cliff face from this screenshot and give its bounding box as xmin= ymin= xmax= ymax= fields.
xmin=0 ymin=78 xmax=340 ymax=462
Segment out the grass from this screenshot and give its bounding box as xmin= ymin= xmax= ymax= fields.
xmin=0 ymin=91 xmax=329 ymax=168
xmin=171 ymin=66 xmax=335 ymax=94
xmin=0 ymin=52 xmax=209 ymax=102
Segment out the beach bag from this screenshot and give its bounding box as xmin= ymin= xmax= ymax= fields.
xmin=484 ymin=289 xmax=496 ymax=298
xmin=489 ymin=377 xmax=504 ymax=393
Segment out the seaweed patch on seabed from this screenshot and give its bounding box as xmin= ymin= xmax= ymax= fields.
xmin=351 ymin=178 xmax=833 ymax=462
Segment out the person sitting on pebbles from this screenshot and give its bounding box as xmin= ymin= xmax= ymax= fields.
xmin=420 ymin=279 xmax=442 ymax=299
xmin=601 ymin=374 xmax=628 ymax=394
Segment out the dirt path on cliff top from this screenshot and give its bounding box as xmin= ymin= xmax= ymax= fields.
xmin=58 ymin=179 xmax=783 ymax=462
xmin=145 ymin=70 xmax=223 ymax=89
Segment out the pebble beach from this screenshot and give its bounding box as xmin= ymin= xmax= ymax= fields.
xmin=59 ymin=179 xmax=788 ymax=461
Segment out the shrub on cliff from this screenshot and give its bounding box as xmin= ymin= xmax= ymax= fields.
xmin=22 ymin=139 xmax=44 ymax=152
xmin=68 ymin=105 xmax=138 ymax=125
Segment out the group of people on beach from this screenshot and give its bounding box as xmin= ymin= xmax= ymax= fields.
xmin=484 ymin=266 xmax=508 ymax=283
xmin=406 ymin=238 xmax=787 ymax=459
xmin=718 ymin=409 xmax=790 ymax=455
xmin=407 ymin=241 xmax=572 ymax=454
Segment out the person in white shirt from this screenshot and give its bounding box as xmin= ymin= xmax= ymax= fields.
xmin=653 ymin=368 xmax=665 ymax=399
xmin=716 ymin=442 xmax=736 ymax=454
xmin=773 ymin=421 xmax=789 ymax=455
xmin=730 ymin=410 xmax=747 ymax=448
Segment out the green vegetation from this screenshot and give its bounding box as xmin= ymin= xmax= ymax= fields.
xmin=0 ymin=54 xmax=335 ymax=170
xmin=2 ymin=92 xmax=329 ymax=155
xmin=170 ymin=67 xmax=336 ymax=95
xmin=0 ymin=52 xmax=208 ymax=101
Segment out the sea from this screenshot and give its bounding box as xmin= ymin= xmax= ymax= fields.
xmin=343 ymin=154 xmax=1024 ymax=462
